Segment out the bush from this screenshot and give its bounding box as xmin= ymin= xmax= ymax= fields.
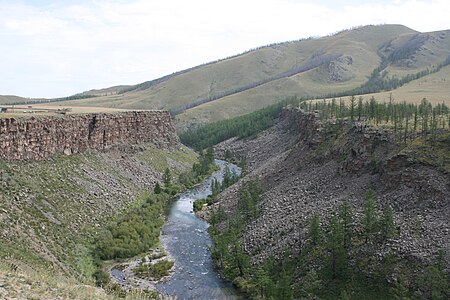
xmin=96 ymin=193 xmax=170 ymax=260
xmin=93 ymin=267 xmax=110 ymax=287
xmin=193 ymin=199 xmax=206 ymax=212
xmin=134 ymin=260 xmax=174 ymax=280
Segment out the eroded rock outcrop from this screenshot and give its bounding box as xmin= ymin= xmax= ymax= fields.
xmin=0 ymin=111 xmax=178 ymax=160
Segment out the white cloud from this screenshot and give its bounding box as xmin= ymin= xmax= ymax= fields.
xmin=0 ymin=0 xmax=449 ymax=98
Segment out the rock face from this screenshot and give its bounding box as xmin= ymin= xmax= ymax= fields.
xmin=279 ymin=107 xmax=319 ymax=143
xmin=213 ymin=107 xmax=450 ymax=267
xmin=0 ymin=111 xmax=178 ymax=160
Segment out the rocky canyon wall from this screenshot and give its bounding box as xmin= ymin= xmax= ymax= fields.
xmin=0 ymin=111 xmax=178 ymax=160
xmin=280 ymin=107 xmax=319 ymax=140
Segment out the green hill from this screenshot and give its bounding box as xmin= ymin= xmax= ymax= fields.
xmin=5 ymin=25 xmax=450 ymax=130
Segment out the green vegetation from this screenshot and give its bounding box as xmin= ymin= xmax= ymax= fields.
xmin=209 ymin=186 xmax=449 ymax=299
xmin=178 ymin=147 xmax=219 ymax=188
xmin=0 ymin=143 xmax=200 ymax=299
xmin=93 ymin=146 xmax=218 ymax=286
xmin=134 ymin=260 xmax=174 ymax=281
xmin=180 ymin=98 xmax=299 ymax=150
xmin=326 ymin=53 xmax=450 ymax=98
xmin=95 ymin=192 xmax=170 ymax=260
xmin=193 ymin=165 xmax=240 ymax=212
xmin=302 ymin=97 xmax=450 ymax=142
xmin=0 ymin=260 xmax=160 ymax=300
xmin=209 ymin=179 xmax=262 ymax=279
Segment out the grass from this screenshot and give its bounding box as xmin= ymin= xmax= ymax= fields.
xmin=0 ymin=142 xmax=197 ymax=298
xmin=7 ymin=25 xmax=447 ymax=130
xmin=136 ymin=143 xmax=197 ymax=174
xmin=0 ymin=104 xmax=133 ymax=119
xmin=400 ymin=131 xmax=450 ymax=172
xmin=35 ymin=26 xmax=417 ymax=113
xmin=0 ymin=260 xmax=160 ymax=300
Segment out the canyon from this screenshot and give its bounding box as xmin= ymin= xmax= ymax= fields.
xmin=209 ymin=107 xmax=449 ymax=296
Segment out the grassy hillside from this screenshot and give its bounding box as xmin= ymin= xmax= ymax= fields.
xmin=0 ymin=143 xmax=197 ymax=298
xmin=45 ymin=25 xmax=416 ymax=111
xmin=4 ymin=25 xmax=449 ymax=130
xmin=353 ymin=64 xmax=450 ymax=105
xmin=0 ymin=95 xmax=48 ymax=105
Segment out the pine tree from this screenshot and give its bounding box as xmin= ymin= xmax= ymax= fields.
xmin=163 ymin=167 xmax=171 ymax=186
xmin=223 ymin=165 xmax=232 ymax=188
xmin=326 ymin=215 xmax=348 ymax=280
xmin=381 ymin=204 xmax=397 ymax=240
xmin=391 ymin=273 xmax=410 ymax=300
xmin=275 ymin=270 xmax=294 ymax=300
xmin=369 ymin=96 xmax=377 ymax=121
xmin=233 ymin=239 xmax=250 ymax=277
xmin=350 ymin=95 xmax=356 ymax=121
xmin=363 ymin=188 xmax=378 ymax=243
xmin=339 ymin=202 xmax=353 ymax=250
xmin=404 ymin=113 xmax=409 ymax=143
xmin=331 ymin=98 xmax=337 ymax=119
xmin=357 ymin=96 xmax=364 ymax=121
xmin=417 ymin=265 xmax=449 ymax=300
xmin=309 ymin=214 xmax=321 ymax=245
xmin=153 ymin=182 xmax=162 ymax=194
xmin=254 ymin=266 xmax=273 ymax=298
xmin=301 ymin=269 xmax=322 ymax=298
xmin=413 ymin=106 xmax=418 ymax=133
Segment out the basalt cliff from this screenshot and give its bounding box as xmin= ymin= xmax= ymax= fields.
xmin=0 ymin=111 xmax=178 ymax=160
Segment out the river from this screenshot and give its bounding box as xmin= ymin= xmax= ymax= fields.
xmin=155 ymin=159 xmax=241 ymax=299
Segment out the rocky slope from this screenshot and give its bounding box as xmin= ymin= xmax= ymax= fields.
xmin=0 ymin=112 xmax=196 ymax=298
xmin=212 ymin=108 xmax=450 ymax=268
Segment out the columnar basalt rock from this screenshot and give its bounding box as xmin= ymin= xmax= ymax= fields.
xmin=280 ymin=107 xmax=319 ymax=143
xmin=0 ymin=111 xmax=178 ymax=160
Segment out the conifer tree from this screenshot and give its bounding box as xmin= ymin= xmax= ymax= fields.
xmin=357 ymin=96 xmax=364 ymax=121
xmin=326 ymin=215 xmax=347 ymax=280
xmin=331 ymin=98 xmax=337 ymax=119
xmin=254 ymin=266 xmax=273 ymax=298
xmin=339 ymin=202 xmax=353 ymax=250
xmin=381 ymin=204 xmax=397 ymax=240
xmin=369 ymin=96 xmax=377 ymax=121
xmin=163 ymin=167 xmax=171 ymax=186
xmin=153 ymin=182 xmax=161 ymax=194
xmin=309 ymin=213 xmax=321 ymax=245
xmin=350 ymin=95 xmax=356 ymax=121
xmin=392 ymin=273 xmax=410 ymax=300
xmin=363 ymin=188 xmax=378 ymax=243
xmin=301 ymin=269 xmax=321 ymax=298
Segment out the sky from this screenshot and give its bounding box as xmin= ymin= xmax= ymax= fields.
xmin=1 ymin=0 xmax=449 ymax=98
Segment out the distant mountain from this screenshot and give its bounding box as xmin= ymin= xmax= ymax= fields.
xmin=5 ymin=24 xmax=450 ymax=129
xmin=0 ymin=95 xmax=31 ymax=105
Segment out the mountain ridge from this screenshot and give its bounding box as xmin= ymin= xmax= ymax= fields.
xmin=2 ymin=24 xmax=449 ymax=130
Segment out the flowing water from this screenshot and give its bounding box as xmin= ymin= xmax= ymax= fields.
xmin=154 ymin=160 xmax=241 ymax=299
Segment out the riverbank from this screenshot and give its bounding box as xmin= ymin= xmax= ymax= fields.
xmin=104 ymin=159 xmax=240 ymax=299
xmin=109 ymin=247 xmax=174 ymax=295
xmin=155 ymin=160 xmax=240 ymax=299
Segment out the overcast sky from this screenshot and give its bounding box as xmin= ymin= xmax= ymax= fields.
xmin=1 ymin=0 xmax=449 ymax=98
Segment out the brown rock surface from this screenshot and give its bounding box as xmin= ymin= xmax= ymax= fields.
xmin=0 ymin=111 xmax=178 ymax=160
